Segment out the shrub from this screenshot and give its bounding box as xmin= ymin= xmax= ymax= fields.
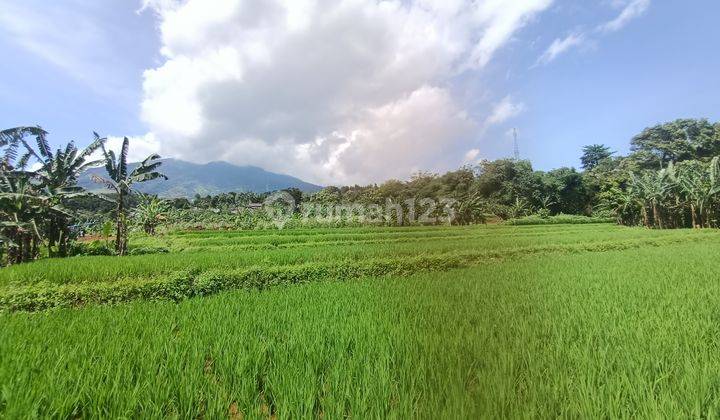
xmin=68 ymin=241 xmax=115 ymax=257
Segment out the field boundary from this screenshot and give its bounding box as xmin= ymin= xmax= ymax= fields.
xmin=1 ymin=234 xmax=713 ymax=313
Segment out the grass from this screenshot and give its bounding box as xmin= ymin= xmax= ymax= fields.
xmin=2 ymin=224 xmax=720 ymax=417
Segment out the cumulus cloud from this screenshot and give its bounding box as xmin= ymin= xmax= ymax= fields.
xmin=463 ymin=148 xmax=481 ymax=164
xmin=139 ymin=0 xmax=553 ymax=184
xmin=90 ymin=133 xmax=162 ymax=163
xmin=485 ymin=96 xmax=525 ymax=127
xmin=599 ymin=0 xmax=651 ymax=33
xmin=534 ymin=33 xmax=585 ymax=66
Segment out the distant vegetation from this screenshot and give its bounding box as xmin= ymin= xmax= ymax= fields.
xmin=2 ymin=118 xmax=720 ymax=265
xmin=504 ymin=214 xmax=614 ymax=225
xmin=300 ymin=118 xmax=720 ymax=229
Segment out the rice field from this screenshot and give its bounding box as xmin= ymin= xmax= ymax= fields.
xmin=2 ymin=224 xmax=720 ymax=417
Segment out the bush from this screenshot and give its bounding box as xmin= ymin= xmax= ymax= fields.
xmin=68 ymin=241 xmax=115 ymax=256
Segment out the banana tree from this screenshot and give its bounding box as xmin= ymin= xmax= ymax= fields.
xmin=629 ymin=174 xmax=652 ymax=227
xmin=0 ymin=127 xmax=48 ymax=263
xmin=1 ymin=126 xmax=108 ymax=257
xmin=92 ymin=136 xmax=167 ymax=255
xmin=26 ymin=135 xmax=105 ymax=256
xmin=134 ymin=194 xmax=169 ymax=235
xmin=709 ymin=157 xmax=720 ymax=226
xmin=676 ymin=157 xmax=720 ymax=228
xmin=455 ymin=193 xmax=487 ymax=225
xmin=0 ymin=126 xmax=49 ymax=170
xmin=0 ymin=173 xmax=71 ymax=264
xmin=599 ymin=186 xmax=641 ymax=226
xmin=630 ymin=166 xmax=676 ymax=229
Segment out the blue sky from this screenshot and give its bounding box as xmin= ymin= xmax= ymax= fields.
xmin=1 ymin=0 xmax=718 ymax=183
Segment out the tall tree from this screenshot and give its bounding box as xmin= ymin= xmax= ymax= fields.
xmin=542 ymin=167 xmax=590 ymax=215
xmin=92 ymin=136 xmax=167 ymax=255
xmin=580 ymin=144 xmax=613 ymax=170
xmin=630 ymin=119 xmax=718 ymax=169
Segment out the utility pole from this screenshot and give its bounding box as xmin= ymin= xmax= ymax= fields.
xmin=513 ymin=128 xmax=520 ymax=160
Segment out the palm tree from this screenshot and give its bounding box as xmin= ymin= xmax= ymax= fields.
xmin=92 ymin=136 xmax=167 ymax=255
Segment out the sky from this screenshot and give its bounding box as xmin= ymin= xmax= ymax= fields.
xmin=1 ymin=0 xmax=719 ymax=185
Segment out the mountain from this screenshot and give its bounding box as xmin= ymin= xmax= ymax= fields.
xmin=79 ymin=158 xmax=322 ymax=197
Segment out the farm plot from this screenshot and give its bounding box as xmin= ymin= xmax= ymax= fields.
xmin=1 ymin=224 xmax=720 ymax=417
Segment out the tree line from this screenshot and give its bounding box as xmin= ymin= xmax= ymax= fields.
xmin=305 ymin=118 xmax=720 ymax=227
xmin=2 ymin=118 xmax=719 ymax=265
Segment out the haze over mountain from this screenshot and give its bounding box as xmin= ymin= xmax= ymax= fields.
xmin=79 ymin=158 xmax=322 ymax=197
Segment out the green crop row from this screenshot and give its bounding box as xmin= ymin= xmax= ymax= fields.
xmin=4 ymin=237 xmax=720 ymax=418
xmin=0 ymin=227 xmax=712 ymax=286
xmin=1 ymin=233 xmax=715 ymax=312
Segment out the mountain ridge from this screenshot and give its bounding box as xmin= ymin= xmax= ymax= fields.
xmin=79 ymin=158 xmax=322 ymax=197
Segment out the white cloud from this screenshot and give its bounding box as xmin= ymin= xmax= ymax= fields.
xmin=465 ymin=0 xmax=555 ymax=69
xmin=28 ymin=162 xmax=44 ymax=172
xmin=535 ymin=0 xmax=650 ymax=68
xmin=95 ymin=133 xmax=162 ymax=163
xmin=140 ymin=0 xmax=553 ymax=184
xmin=534 ymin=33 xmax=585 ymax=66
xmin=463 ymin=148 xmax=481 ymax=164
xmin=599 ymin=0 xmax=651 ymax=33
xmin=485 ymin=96 xmax=525 ymax=127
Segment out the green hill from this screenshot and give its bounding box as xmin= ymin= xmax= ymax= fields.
xmin=79 ymin=158 xmax=322 ymax=197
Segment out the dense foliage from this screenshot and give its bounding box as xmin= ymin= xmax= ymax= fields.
xmin=0 ymin=128 xmax=165 ymax=264
xmin=303 ymin=118 xmax=720 ymax=228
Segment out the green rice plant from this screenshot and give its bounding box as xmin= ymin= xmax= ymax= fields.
xmin=1 ymin=229 xmax=718 ymax=312
xmin=0 ymin=225 xmax=711 ymax=288
xmin=3 ymin=238 xmax=720 ymax=417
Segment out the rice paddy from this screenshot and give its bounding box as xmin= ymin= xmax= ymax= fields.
xmin=2 ymin=224 xmax=720 ymax=417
